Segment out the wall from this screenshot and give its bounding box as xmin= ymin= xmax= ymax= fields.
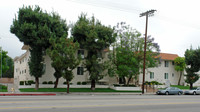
xmin=139 ymin=60 xmax=185 ymax=85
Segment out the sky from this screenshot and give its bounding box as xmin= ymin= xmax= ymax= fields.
xmin=0 ymin=0 xmax=199 ymax=58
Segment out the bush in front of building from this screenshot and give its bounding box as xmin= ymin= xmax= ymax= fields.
xmin=77 ymin=81 xmax=81 ymax=85
xmin=81 ymin=81 xmax=87 ymax=85
xmin=20 ymin=81 xmax=25 ymax=85
xmin=42 ymin=81 xmax=48 ymax=84
xmin=48 ymin=81 xmax=54 ymax=84
xmin=25 ymin=80 xmax=35 ymax=85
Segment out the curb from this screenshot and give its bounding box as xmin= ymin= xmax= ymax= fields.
xmin=0 ymin=93 xmax=56 ymax=96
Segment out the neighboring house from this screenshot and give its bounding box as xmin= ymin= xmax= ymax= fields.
xmin=139 ymin=53 xmax=184 ymax=85
xmin=14 ymin=45 xmax=184 ymax=88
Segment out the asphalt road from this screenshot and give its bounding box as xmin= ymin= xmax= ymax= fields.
xmin=0 ymin=95 xmax=200 ymax=112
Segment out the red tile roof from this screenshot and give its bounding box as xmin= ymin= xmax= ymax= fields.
xmin=158 ymin=53 xmax=179 ymax=60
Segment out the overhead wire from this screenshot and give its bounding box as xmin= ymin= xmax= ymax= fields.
xmin=65 ymin=0 xmax=200 ymax=30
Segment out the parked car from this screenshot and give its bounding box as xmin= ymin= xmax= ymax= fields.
xmin=156 ymin=87 xmax=183 ymax=95
xmin=184 ymin=87 xmax=200 ymax=95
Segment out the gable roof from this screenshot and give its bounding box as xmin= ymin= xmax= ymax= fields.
xmin=159 ymin=53 xmax=179 ymax=61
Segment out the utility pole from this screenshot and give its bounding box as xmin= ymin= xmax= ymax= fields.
xmin=140 ymin=9 xmax=156 ymax=94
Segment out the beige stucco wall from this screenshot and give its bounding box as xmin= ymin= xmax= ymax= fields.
xmin=139 ymin=60 xmax=185 ymax=85
xmin=14 ymin=50 xmax=185 ymax=87
xmin=14 ymin=49 xmax=115 ymax=86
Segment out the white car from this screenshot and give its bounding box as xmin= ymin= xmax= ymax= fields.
xmin=184 ymin=87 xmax=200 ymax=95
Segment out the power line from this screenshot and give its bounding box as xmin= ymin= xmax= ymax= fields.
xmin=66 ymin=0 xmax=143 ymax=14
xmin=66 ymin=0 xmax=200 ymax=30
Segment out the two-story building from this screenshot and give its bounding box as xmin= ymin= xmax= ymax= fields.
xmin=14 ymin=45 xmax=184 ymax=88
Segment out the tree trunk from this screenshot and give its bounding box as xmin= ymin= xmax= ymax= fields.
xmin=127 ymin=76 xmax=132 ymax=86
xmin=54 ymin=78 xmax=59 ymax=88
xmin=91 ymin=79 xmax=96 ymax=90
xmin=190 ymin=83 xmax=193 ymax=90
xmin=66 ymin=79 xmax=70 ymax=93
xmin=178 ymin=71 xmax=182 ymax=85
xmin=35 ymin=77 xmax=39 ymax=90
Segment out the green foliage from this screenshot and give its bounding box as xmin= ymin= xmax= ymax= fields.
xmin=174 ymin=57 xmax=186 ymax=85
xmin=27 ymin=80 xmax=35 ymax=85
xmin=185 ymin=47 xmax=200 ymax=89
xmin=63 ymin=82 xmax=67 ymax=85
xmin=77 ymin=81 xmax=81 ymax=85
xmin=10 ymin=5 xmax=68 ymax=90
xmin=20 ymin=81 xmax=25 ymax=85
xmin=71 ymin=14 xmax=116 ymax=90
xmin=108 ymin=22 xmax=160 ymax=85
xmin=174 ymin=57 xmax=186 ymax=72
xmin=47 ymin=36 xmax=80 ymax=93
xmin=82 ymin=81 xmax=87 ymax=85
xmin=0 ymin=84 xmax=7 ymax=92
xmin=48 ymin=81 xmax=54 ymax=84
xmin=1 ymin=55 xmax=14 ymax=78
xmin=48 ymin=37 xmax=80 ymax=81
xmin=0 ymin=49 xmax=9 ymax=76
xmin=42 ymin=81 xmax=48 ymax=84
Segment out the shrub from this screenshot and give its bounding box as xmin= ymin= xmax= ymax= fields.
xmin=42 ymin=81 xmax=48 ymax=84
xmin=26 ymin=80 xmax=34 ymax=85
xmin=20 ymin=81 xmax=24 ymax=85
xmin=0 ymin=84 xmax=7 ymax=89
xmin=77 ymin=81 xmax=81 ymax=85
xmin=113 ymin=84 xmax=120 ymax=87
xmin=150 ymin=81 xmax=162 ymax=85
xmin=48 ymin=81 xmax=54 ymax=84
xmin=63 ymin=82 xmax=67 ymax=85
xmin=82 ymin=81 xmax=87 ymax=85
xmin=144 ymin=81 xmax=150 ymax=85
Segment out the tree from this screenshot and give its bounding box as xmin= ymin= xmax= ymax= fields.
xmin=108 ymin=22 xmax=160 ymax=85
xmin=0 ymin=49 xmax=9 ymax=77
xmin=71 ymin=14 xmax=116 ymax=90
xmin=174 ymin=57 xmax=186 ymax=85
xmin=185 ymin=47 xmax=200 ymax=89
xmin=2 ymin=56 xmax=14 ymax=78
xmin=47 ymin=37 xmax=80 ymax=93
xmin=10 ymin=6 xmax=68 ymax=90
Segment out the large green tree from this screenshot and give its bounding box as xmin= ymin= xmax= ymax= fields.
xmin=71 ymin=14 xmax=116 ymax=90
xmin=108 ymin=22 xmax=160 ymax=85
xmin=174 ymin=57 xmax=186 ymax=85
xmin=185 ymin=47 xmax=200 ymax=89
xmin=0 ymin=49 xmax=9 ymax=77
xmin=10 ymin=6 xmax=68 ymax=90
xmin=47 ymin=37 xmax=80 ymax=93
xmin=2 ymin=56 xmax=14 ymax=78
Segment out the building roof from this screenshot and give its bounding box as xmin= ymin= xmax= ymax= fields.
xmin=159 ymin=53 xmax=179 ymax=61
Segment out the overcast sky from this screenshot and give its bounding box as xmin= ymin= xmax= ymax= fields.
xmin=0 ymin=0 xmax=199 ymax=58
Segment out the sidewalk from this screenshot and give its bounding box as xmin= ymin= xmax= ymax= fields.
xmin=0 ymin=91 xmax=156 ymax=96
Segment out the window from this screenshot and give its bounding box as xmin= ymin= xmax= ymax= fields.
xmin=165 ymin=61 xmax=169 ymax=67
xmin=164 ymin=73 xmax=168 ymax=79
xmin=24 ymin=69 xmax=26 ymax=73
xmin=16 ymin=69 xmax=18 ymax=72
xmin=77 ymin=67 xmax=84 ymax=75
xmin=150 ymin=72 xmax=154 ymax=79
xmin=78 ymin=50 xmax=84 ymax=59
xmin=172 ymin=73 xmax=174 ymax=77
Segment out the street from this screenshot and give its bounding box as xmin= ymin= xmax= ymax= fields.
xmin=0 ymin=95 xmax=200 ymax=112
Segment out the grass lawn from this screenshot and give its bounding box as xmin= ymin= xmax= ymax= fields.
xmin=171 ymin=85 xmax=190 ymax=89
xmin=19 ymin=88 xmax=142 ymax=93
xmin=0 ymin=85 xmax=8 ymax=92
